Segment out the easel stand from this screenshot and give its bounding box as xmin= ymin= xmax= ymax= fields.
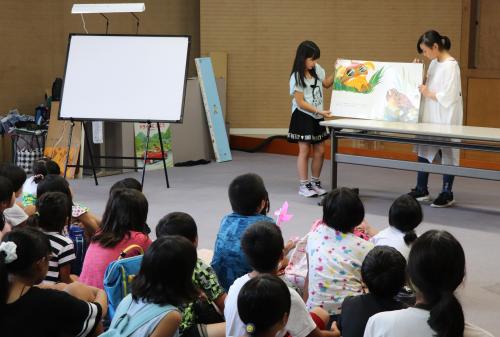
xmin=63 ymin=121 xmax=170 ymax=189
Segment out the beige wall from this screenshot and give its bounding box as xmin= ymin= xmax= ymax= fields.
xmin=201 ymin=0 xmax=462 ymax=128
xmin=0 ymin=0 xmax=200 ymax=116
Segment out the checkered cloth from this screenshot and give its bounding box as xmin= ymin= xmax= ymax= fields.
xmin=16 ymin=148 xmax=43 ymax=173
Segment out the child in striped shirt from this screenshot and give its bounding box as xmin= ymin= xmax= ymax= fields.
xmin=28 ymin=191 xmax=75 ymax=284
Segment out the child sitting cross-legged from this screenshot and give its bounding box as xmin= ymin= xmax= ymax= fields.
xmin=156 ymin=212 xmax=226 ymax=337
xmin=225 ymin=220 xmax=339 ymax=337
xmin=211 ymin=173 xmax=273 ymax=291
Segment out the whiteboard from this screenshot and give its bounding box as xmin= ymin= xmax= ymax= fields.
xmin=59 ymin=34 xmax=190 ymax=122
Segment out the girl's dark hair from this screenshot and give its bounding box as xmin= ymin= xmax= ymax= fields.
xmin=290 ymin=40 xmax=321 ymax=88
xmin=109 ymin=178 xmax=142 ymax=194
xmin=228 ymin=173 xmax=269 ymax=216
xmin=0 ymin=177 xmax=14 ymax=232
xmin=132 ymin=235 xmax=197 ymax=306
xmin=36 ymin=175 xmax=73 ymax=217
xmin=32 ymin=158 xmax=61 ymax=183
xmin=27 ymin=192 xmax=70 ymax=233
xmin=238 ymin=274 xmax=291 ymax=336
xmin=0 ymin=163 xmax=27 ymax=192
xmin=93 ymin=188 xmax=149 ymax=248
xmin=389 ymin=194 xmax=422 ymax=245
xmin=156 ymin=212 xmax=198 ymax=242
xmin=417 ymin=30 xmax=451 ymax=53
xmin=322 ymin=187 xmax=365 ymax=233
xmin=0 ymin=227 xmax=51 ymax=307
xmin=408 ymin=230 xmax=465 ymax=337
xmin=241 ymin=221 xmax=284 ymax=273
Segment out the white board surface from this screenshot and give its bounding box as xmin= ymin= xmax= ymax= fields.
xmin=59 ymin=34 xmax=190 ymax=122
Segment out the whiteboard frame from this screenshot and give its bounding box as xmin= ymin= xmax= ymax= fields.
xmin=58 ymin=34 xmax=191 ymax=123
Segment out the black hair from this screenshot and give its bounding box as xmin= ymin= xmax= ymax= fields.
xmin=27 ymin=192 xmax=70 ymax=233
xmin=0 ymin=227 xmax=51 ymax=307
xmin=228 ymin=173 xmax=269 ymax=216
xmin=241 ymin=221 xmax=284 ymax=273
xmin=0 ymin=177 xmax=14 ymax=232
xmin=361 ymin=246 xmax=406 ymax=298
xmin=32 ymin=158 xmax=61 ymax=183
xmin=0 ymin=163 xmax=27 ymax=193
xmin=132 ymin=235 xmax=197 ymax=306
xmin=238 ymin=274 xmax=291 ymax=336
xmin=290 ymin=40 xmax=321 ymax=88
xmin=93 ymin=188 xmax=149 ymax=248
xmin=36 ymin=174 xmax=73 ymax=216
xmin=417 ymin=30 xmax=451 ymax=54
xmin=322 ymin=187 xmax=365 ymax=233
xmin=109 ymin=178 xmax=142 ymax=194
xmin=156 ymin=212 xmax=198 ymax=242
xmin=389 ymin=194 xmax=422 ymax=245
xmin=408 ymin=230 xmax=465 ymax=337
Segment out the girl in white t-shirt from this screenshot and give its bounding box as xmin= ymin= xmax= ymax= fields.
xmin=371 ymin=194 xmax=422 ymax=260
xmin=287 ymin=41 xmax=334 ymax=198
xmin=364 ymin=230 xmax=493 ymax=337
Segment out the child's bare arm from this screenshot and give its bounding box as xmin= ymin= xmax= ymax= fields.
xmin=59 ymin=264 xmax=73 ymax=284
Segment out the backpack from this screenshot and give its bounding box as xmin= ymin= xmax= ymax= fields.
xmin=104 ymin=245 xmax=145 ymax=319
xmin=99 ymin=294 xmax=178 ymax=337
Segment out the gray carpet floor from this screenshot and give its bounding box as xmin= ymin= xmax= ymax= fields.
xmin=70 ymin=151 xmax=500 ymax=332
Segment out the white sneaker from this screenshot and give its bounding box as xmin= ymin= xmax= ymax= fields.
xmin=299 ymin=182 xmax=318 ymax=198
xmin=311 ymin=180 xmax=327 ymax=196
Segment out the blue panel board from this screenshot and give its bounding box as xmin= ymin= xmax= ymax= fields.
xmin=195 ymin=57 xmax=232 ymax=163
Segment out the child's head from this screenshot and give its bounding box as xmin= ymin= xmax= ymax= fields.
xmin=109 ymin=178 xmax=142 ymax=194
xmin=322 ymin=187 xmax=365 ymax=233
xmin=361 ymin=246 xmax=406 ymax=298
xmin=93 ymin=188 xmax=149 ymax=248
xmin=241 ymin=221 xmax=284 ymax=274
xmin=0 ymin=177 xmax=15 ymax=232
xmin=132 ymin=235 xmax=197 ymax=306
xmin=156 ymin=212 xmax=198 ymax=245
xmin=389 ymin=194 xmax=422 ymax=246
xmin=36 ymin=174 xmax=73 ymax=206
xmin=417 ymin=30 xmax=451 ymax=60
xmin=291 ymin=40 xmax=321 ymax=87
xmin=229 ymin=173 xmax=269 ymax=216
xmin=238 ymin=274 xmax=291 ymax=337
xmin=28 ymin=192 xmax=70 ymax=233
xmin=32 ymin=158 xmax=61 ymax=183
xmin=0 ymin=163 xmax=27 ymax=198
xmin=408 ymin=230 xmax=466 ymax=337
xmin=0 ymin=227 xmax=51 ymax=303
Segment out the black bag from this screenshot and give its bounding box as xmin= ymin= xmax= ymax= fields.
xmin=52 ymin=78 xmax=63 ymax=101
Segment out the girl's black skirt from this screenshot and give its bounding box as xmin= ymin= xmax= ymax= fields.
xmin=287 ymin=109 xmax=329 ymax=144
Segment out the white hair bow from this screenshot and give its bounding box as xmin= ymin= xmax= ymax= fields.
xmin=0 ymin=241 xmax=18 ymax=264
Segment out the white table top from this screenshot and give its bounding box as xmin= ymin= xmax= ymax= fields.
xmin=321 ymin=118 xmax=500 ymax=142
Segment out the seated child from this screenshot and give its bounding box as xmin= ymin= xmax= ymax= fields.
xmin=0 ymin=177 xmax=15 ymax=239
xmin=22 ymin=158 xmax=60 ymax=208
xmin=364 ymin=230 xmax=493 ymax=337
xmin=109 ymin=235 xmax=198 ymax=337
xmin=0 ymin=227 xmax=107 ymax=337
xmin=80 ymin=188 xmax=152 ymax=289
xmin=156 ymin=212 xmax=226 ymax=337
xmin=110 ymin=177 xmax=143 ymax=193
xmin=27 ymin=192 xmax=75 ymax=284
xmin=306 ymin=187 xmax=374 ymax=316
xmin=335 ymin=246 xmax=407 ymax=337
xmin=0 ymin=163 xmax=28 ymax=227
xmin=371 ymin=194 xmax=422 ymax=260
xmin=212 ymin=173 xmax=273 ymax=290
xmin=237 ymin=274 xmax=291 ymax=337
xmin=225 ymin=221 xmax=337 ymax=337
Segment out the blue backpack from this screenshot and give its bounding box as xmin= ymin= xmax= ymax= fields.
xmin=104 ymin=245 xmax=144 ymax=320
xmin=99 ymin=294 xmax=178 ymax=337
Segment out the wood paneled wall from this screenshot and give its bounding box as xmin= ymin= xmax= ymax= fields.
xmin=200 ymin=0 xmax=462 ymax=128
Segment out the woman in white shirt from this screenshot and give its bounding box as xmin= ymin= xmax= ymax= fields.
xmin=408 ymin=30 xmax=463 ymax=208
xmin=364 ymin=230 xmax=493 ymax=337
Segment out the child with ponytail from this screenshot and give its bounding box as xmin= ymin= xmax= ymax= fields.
xmin=371 ymin=194 xmax=422 ymax=260
xmin=364 ymin=230 xmax=493 ymax=337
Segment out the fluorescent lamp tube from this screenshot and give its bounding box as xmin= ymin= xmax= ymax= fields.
xmin=71 ymin=3 xmax=145 ymax=14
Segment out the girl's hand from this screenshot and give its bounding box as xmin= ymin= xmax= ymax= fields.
xmin=319 ymin=110 xmax=333 ymax=118
xmin=413 ymin=58 xmax=422 ymax=63
xmin=419 ymin=84 xmax=430 ymax=97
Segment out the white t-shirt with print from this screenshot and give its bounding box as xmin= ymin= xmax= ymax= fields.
xmin=306 ymin=223 xmax=374 ymax=315
xmin=364 ymin=307 xmax=493 ymax=337
xmin=224 ymin=273 xmax=316 ymax=337
xmin=290 ymin=64 xmax=326 ymax=119
xmin=370 ymin=226 xmax=412 ymax=260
